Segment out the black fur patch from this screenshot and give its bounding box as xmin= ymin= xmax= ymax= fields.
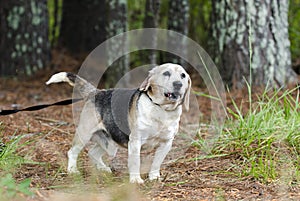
xmin=93 ymin=89 xmax=140 ymax=147
xmin=66 ymin=72 xmax=77 ymax=83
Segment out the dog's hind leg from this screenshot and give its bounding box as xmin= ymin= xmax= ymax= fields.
xmin=67 ymin=101 xmax=100 ymax=174
xmin=88 ymin=144 xmax=112 ymax=172
xmin=89 ymin=131 xmax=118 ymax=172
xmin=68 ymin=128 xmax=93 ymax=173
xmin=67 ymin=136 xmax=84 ymax=174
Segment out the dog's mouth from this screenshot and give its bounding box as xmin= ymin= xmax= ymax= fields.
xmin=164 ymin=92 xmax=181 ymax=101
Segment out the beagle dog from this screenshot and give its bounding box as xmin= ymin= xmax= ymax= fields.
xmin=46 ymin=63 xmax=191 ymax=183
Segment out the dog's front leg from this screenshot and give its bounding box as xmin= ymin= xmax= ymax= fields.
xmin=128 ymin=139 xmax=144 ymax=184
xmin=149 ymin=139 xmax=173 ymax=181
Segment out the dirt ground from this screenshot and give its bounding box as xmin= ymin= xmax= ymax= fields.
xmin=1 ymin=51 xmax=300 ymax=200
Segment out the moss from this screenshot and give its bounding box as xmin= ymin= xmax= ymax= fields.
xmin=37 ymin=36 xmax=43 ymax=44
xmin=18 ymin=6 xmax=25 ymax=15
xmin=119 ymin=0 xmax=127 ymax=5
xmin=26 ymin=65 xmax=32 ymax=76
xmin=32 ymin=41 xmax=37 ymax=48
xmin=32 ymin=17 xmax=41 ymax=25
xmin=11 ymin=52 xmax=17 ymax=59
xmin=16 ymin=34 xmax=21 ymax=40
xmin=15 ymin=44 xmax=20 ymax=51
xmin=36 ymin=48 xmax=42 ymax=54
xmin=7 ymin=6 xmax=23 ymax=30
xmin=7 ymin=32 xmax=12 ymax=39
xmin=37 ymin=60 xmax=43 ymax=69
xmin=31 ymin=1 xmax=43 ymax=26
xmin=251 ymin=46 xmax=260 ymax=70
xmin=21 ymin=44 xmax=27 ymax=53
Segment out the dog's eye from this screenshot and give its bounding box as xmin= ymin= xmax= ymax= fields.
xmin=163 ymin=71 xmax=171 ymax=77
xmin=181 ymin=73 xmax=186 ymax=79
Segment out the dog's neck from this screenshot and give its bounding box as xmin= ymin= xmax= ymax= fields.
xmin=143 ymin=91 xmax=160 ymax=107
xmin=142 ymin=91 xmax=182 ymax=112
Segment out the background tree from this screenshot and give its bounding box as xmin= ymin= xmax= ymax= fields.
xmin=210 ymin=0 xmax=298 ymax=88
xmin=104 ymin=0 xmax=129 ymax=87
xmin=0 ymin=0 xmax=50 ymax=76
xmin=59 ymin=0 xmax=106 ymax=53
xmin=289 ymin=0 xmax=300 ymax=65
xmin=166 ymin=0 xmax=189 ymax=66
xmin=142 ymin=0 xmax=161 ymax=64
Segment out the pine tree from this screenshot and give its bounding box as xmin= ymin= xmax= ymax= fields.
xmin=0 ymin=0 xmax=50 ymax=76
xmin=59 ymin=0 xmax=106 ymax=53
xmin=104 ymin=0 xmax=129 ymax=87
xmin=142 ymin=0 xmax=161 ymax=64
xmin=167 ymin=0 xmax=189 ymax=66
xmin=211 ymin=0 xmax=297 ymax=88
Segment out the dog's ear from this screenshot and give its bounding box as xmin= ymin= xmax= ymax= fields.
xmin=139 ymin=76 xmax=151 ymax=91
xmin=139 ymin=68 xmax=155 ymax=91
xmin=183 ymin=76 xmax=191 ymax=111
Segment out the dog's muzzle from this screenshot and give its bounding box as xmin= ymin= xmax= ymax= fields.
xmin=164 ymin=81 xmax=183 ymax=101
xmin=164 ymin=91 xmax=181 ymax=101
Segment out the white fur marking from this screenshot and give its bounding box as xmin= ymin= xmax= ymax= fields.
xmin=46 ymin=72 xmax=68 ymax=85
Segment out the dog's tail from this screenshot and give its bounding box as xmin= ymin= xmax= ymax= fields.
xmin=46 ymin=72 xmax=96 ymax=97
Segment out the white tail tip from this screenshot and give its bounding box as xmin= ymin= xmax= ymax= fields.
xmin=46 ymin=72 xmax=68 ymax=85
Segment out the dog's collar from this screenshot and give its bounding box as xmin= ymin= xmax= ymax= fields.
xmin=143 ymin=91 xmax=161 ymax=107
xmin=142 ymin=91 xmax=182 ymax=111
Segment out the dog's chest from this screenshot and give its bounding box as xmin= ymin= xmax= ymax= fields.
xmin=136 ymin=94 xmax=182 ymax=146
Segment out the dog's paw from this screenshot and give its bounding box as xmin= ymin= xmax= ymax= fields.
xmin=68 ymin=167 xmax=80 ymax=174
xmin=130 ymin=175 xmax=144 ymax=184
xmin=149 ymin=171 xmax=161 ymax=181
xmin=96 ymin=165 xmax=112 ymax=173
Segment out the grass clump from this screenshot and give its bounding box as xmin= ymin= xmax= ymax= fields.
xmin=0 ymin=128 xmax=28 ymax=172
xmin=212 ymin=87 xmax=300 ymax=183
xmin=0 ymin=173 xmax=33 ymax=200
xmin=0 ymin=123 xmax=35 ymax=199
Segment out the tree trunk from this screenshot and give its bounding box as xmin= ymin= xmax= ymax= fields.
xmin=104 ymin=0 xmax=129 ymax=87
xmin=0 ymin=0 xmax=50 ymax=77
xmin=142 ymin=0 xmax=161 ymax=64
xmin=59 ymin=0 xmax=106 ymax=53
xmin=167 ymin=0 xmax=189 ymax=66
xmin=211 ymin=0 xmax=297 ymax=88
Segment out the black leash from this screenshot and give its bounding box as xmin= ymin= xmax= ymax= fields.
xmin=0 ymin=98 xmax=83 ymax=115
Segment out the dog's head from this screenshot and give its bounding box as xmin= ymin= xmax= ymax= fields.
xmin=140 ymin=63 xmax=191 ymax=111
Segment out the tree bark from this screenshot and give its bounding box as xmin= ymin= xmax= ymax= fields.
xmin=167 ymin=0 xmax=189 ymax=66
xmin=104 ymin=0 xmax=129 ymax=87
xmin=0 ymin=0 xmax=50 ymax=77
xmin=211 ymin=0 xmax=297 ymax=88
xmin=142 ymin=0 xmax=161 ymax=64
xmin=59 ymin=0 xmax=106 ymax=53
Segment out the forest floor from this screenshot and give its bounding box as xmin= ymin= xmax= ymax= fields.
xmin=1 ymin=51 xmax=300 ymax=200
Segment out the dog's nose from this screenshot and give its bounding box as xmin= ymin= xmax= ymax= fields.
xmin=173 ymin=81 xmax=183 ymax=90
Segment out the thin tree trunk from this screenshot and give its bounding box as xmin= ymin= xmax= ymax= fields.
xmin=51 ymin=0 xmax=59 ymax=46
xmin=211 ymin=0 xmax=297 ymax=88
xmin=59 ymin=0 xmax=106 ymax=53
xmin=142 ymin=0 xmax=161 ymax=64
xmin=167 ymin=0 xmax=189 ymax=66
xmin=0 ymin=0 xmax=50 ymax=77
xmin=105 ymin=0 xmax=129 ymax=87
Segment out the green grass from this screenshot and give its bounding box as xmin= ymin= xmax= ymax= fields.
xmin=0 ymin=127 xmax=31 ymax=172
xmin=0 ymin=123 xmax=36 ymax=199
xmin=0 ymin=173 xmax=33 ymax=200
xmin=210 ymin=86 xmax=300 ymax=183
